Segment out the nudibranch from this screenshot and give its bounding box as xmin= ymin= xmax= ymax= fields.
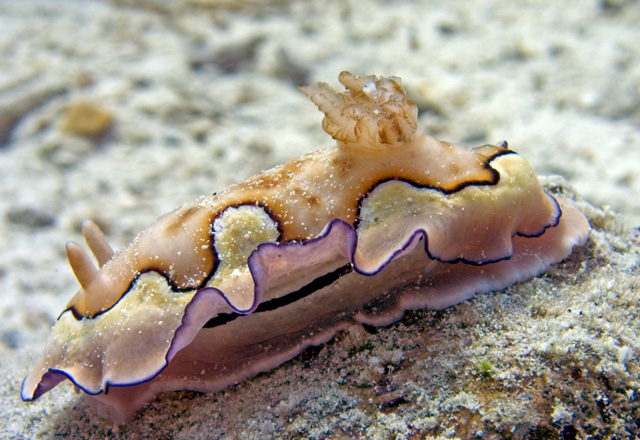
xmin=22 ymin=72 xmax=590 ymax=423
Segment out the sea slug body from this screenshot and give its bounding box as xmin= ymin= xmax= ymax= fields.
xmin=21 ymin=72 xmax=590 ymax=423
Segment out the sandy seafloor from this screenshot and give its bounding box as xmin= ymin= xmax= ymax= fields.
xmin=1 ymin=0 xmax=639 ymax=438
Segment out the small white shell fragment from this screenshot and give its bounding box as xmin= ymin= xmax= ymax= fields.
xmin=617 ymin=346 xmax=632 ymax=365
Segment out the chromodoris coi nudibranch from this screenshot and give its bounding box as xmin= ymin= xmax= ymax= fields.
xmin=22 ymin=72 xmax=590 ymax=423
